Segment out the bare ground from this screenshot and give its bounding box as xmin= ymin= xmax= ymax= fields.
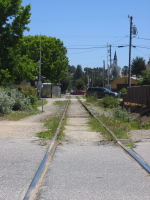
xmin=0 ymin=99 xmax=61 ymax=139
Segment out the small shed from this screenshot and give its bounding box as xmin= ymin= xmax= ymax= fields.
xmin=111 ymin=77 xmax=138 ymax=92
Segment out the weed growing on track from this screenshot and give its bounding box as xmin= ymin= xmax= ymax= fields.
xmin=86 ymin=95 xmax=98 ymax=104
xmin=57 ymin=115 xmax=67 ymax=140
xmin=37 ymin=100 xmax=69 ymax=140
xmin=86 ymin=95 xmax=150 ymax=144
xmin=37 ymin=115 xmax=61 ymax=139
xmin=54 ymin=100 xmax=68 ymax=107
xmin=88 ymin=116 xmax=114 ymax=141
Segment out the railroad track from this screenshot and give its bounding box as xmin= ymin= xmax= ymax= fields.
xmin=78 ymin=98 xmax=150 ymax=174
xmin=23 ymin=95 xmax=150 ymax=200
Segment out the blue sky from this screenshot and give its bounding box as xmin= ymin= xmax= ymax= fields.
xmin=22 ymin=0 xmax=150 ymax=70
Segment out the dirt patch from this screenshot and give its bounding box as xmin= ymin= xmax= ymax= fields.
xmin=0 ymin=99 xmax=61 ymax=139
xmin=125 ymin=105 xmax=150 ymax=124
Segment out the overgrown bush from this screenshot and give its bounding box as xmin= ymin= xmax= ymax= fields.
xmin=113 ymin=107 xmax=130 ymax=122
xmin=0 ymin=87 xmax=33 ymax=115
xmin=12 ymin=92 xmax=32 ymax=111
xmin=16 ymin=85 xmax=37 ymax=105
xmin=0 ymin=88 xmax=14 ymax=114
xmin=99 ymin=96 xmax=120 ymax=108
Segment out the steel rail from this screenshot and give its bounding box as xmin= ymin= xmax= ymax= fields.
xmin=78 ymin=98 xmax=150 ymax=174
xmin=23 ymin=100 xmax=70 ymax=200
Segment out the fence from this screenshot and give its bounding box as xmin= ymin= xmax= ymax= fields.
xmin=122 ymin=85 xmax=150 ymax=106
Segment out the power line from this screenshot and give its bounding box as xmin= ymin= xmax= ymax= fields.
xmin=67 ymin=46 xmax=107 ymax=49
xmin=136 ymin=37 xmax=150 ymax=41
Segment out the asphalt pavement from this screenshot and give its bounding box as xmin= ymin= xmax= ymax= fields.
xmin=0 ymin=137 xmax=47 ymax=200
xmin=38 ymin=142 xmax=150 ymax=200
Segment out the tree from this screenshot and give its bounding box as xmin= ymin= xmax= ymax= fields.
xmin=68 ymin=65 xmax=76 ymax=74
xmin=75 ymin=79 xmax=86 ymax=90
xmin=60 ymin=72 xmax=71 ymax=93
xmin=122 ymin=66 xmax=128 ymax=76
xmin=137 ymin=70 xmax=150 ymax=85
xmin=73 ymin=65 xmax=83 ymax=81
xmin=8 ymin=35 xmax=69 ymax=84
xmin=131 ymin=57 xmax=146 ymax=76
xmin=84 ymin=67 xmax=104 ymax=87
xmin=0 ymin=0 xmax=31 ymax=84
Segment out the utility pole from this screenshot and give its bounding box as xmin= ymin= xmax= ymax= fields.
xmin=128 ymin=15 xmax=133 ymax=87
xmin=38 ymin=34 xmax=42 ymax=99
xmin=103 ymin=60 xmax=105 ymax=87
xmin=109 ymin=45 xmax=112 ymax=68
xmin=107 ymin=44 xmax=111 ymax=89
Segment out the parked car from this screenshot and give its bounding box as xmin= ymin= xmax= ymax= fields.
xmin=86 ymin=87 xmax=119 ymax=98
xmin=70 ymin=90 xmax=86 ymax=95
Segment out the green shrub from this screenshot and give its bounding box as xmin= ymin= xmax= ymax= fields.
xmin=119 ymin=88 xmax=127 ymax=94
xmin=99 ymin=96 xmax=120 ymax=108
xmin=16 ymin=85 xmax=37 ymax=105
xmin=0 ymin=88 xmax=33 ymax=115
xmin=113 ymin=107 xmax=130 ymax=122
xmin=0 ymin=88 xmax=14 ymax=115
xmin=12 ymin=92 xmax=32 ymax=111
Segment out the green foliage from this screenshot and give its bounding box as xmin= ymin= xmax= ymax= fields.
xmin=119 ymin=88 xmax=127 ymax=94
xmin=16 ymin=85 xmax=37 ymax=105
xmin=84 ymin=67 xmax=104 ymax=87
xmin=0 ymin=87 xmax=33 ymax=115
xmin=88 ymin=116 xmax=114 ymax=141
xmin=68 ymin=65 xmax=76 ymax=74
xmin=73 ymin=65 xmax=83 ymax=81
xmin=0 ymin=69 xmax=12 ymax=86
xmin=137 ymin=70 xmax=150 ymax=85
xmin=75 ymin=79 xmax=86 ymax=90
xmin=37 ymin=116 xmax=61 ymax=139
xmin=99 ymin=96 xmax=120 ymax=108
xmin=60 ymin=72 xmax=71 ymax=93
xmin=12 ymin=92 xmax=32 ymax=111
xmin=113 ymin=107 xmax=130 ymax=122
xmin=0 ymin=88 xmax=14 ymax=114
xmin=122 ymin=66 xmax=128 ymax=76
xmin=86 ymin=94 xmax=98 ymax=103
xmin=0 ymin=0 xmax=31 ymax=84
xmin=131 ymin=57 xmax=146 ymax=76
xmin=99 ymin=114 xmax=130 ymax=140
xmin=8 ymin=35 xmax=69 ymax=84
